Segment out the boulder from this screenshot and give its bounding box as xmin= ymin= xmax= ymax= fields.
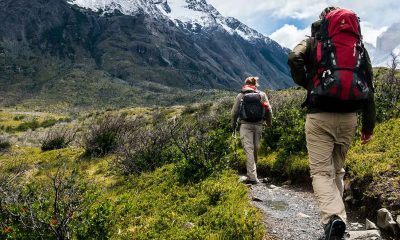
xmin=376 ymin=208 xmax=397 ymax=233
xmin=347 ymin=230 xmax=381 ymax=240
xmin=397 ymin=215 xmax=400 ymax=228
xmin=366 ymin=218 xmax=378 ymax=230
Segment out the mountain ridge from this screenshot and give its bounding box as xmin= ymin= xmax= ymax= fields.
xmin=0 ymin=0 xmax=292 ymax=108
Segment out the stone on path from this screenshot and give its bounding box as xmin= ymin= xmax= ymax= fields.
xmin=297 ymin=212 xmax=311 ymax=218
xmin=377 ymin=208 xmax=397 ymax=233
xmin=397 ymin=215 xmax=400 ymax=228
xmin=366 ymin=218 xmax=378 ymax=230
xmin=269 ymin=184 xmax=279 ymax=189
xmin=347 ymin=230 xmax=381 ymax=240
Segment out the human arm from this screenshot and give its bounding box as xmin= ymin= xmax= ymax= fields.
xmin=231 ymin=94 xmax=241 ymax=130
xmin=261 ymin=92 xmax=273 ymax=127
xmin=361 ymin=49 xmax=376 ymax=144
xmin=288 ymin=39 xmax=310 ymax=89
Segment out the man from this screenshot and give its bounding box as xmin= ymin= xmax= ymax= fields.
xmin=231 ymin=76 xmax=272 ymax=184
xmin=288 ymin=7 xmax=376 ymax=240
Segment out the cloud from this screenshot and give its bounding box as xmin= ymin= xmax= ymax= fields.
xmin=269 ymin=24 xmax=309 ymax=49
xmin=360 ymin=22 xmax=389 ymax=47
xmin=208 ymin=0 xmax=325 ymax=22
xmin=269 ymin=21 xmax=389 ymax=50
xmin=207 ymin=0 xmax=398 ymax=32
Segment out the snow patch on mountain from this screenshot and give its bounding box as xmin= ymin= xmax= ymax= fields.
xmin=67 ymin=0 xmax=275 ymax=44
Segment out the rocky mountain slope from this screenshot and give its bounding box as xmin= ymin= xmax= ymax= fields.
xmin=365 ymin=23 xmax=400 ymax=67
xmin=0 ymin=0 xmax=292 ymax=108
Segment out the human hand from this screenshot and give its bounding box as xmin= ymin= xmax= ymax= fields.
xmin=361 ymin=132 xmax=373 ymax=145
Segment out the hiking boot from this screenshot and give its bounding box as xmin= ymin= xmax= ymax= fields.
xmin=323 ymin=215 xmax=346 ymax=240
xmin=244 ymin=178 xmax=260 ymax=185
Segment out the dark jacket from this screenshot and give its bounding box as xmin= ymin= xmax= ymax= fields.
xmin=287 ymin=37 xmax=376 ymax=134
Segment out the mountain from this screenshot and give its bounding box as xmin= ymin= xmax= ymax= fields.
xmin=365 ymin=23 xmax=400 ymax=68
xmin=0 ymin=0 xmax=292 ymax=108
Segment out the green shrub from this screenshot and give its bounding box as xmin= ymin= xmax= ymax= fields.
xmin=15 ymin=119 xmax=40 ymax=131
xmin=83 ymin=116 xmax=127 ymax=157
xmin=40 ymin=118 xmax=58 ymax=128
xmin=0 ymin=165 xmax=101 ymax=240
xmin=115 ymin=120 xmax=177 ymax=175
xmin=374 ymin=62 xmax=400 ymax=122
xmin=173 ymin=114 xmax=231 ymax=183
xmin=13 ymin=115 xmax=25 ymax=121
xmin=41 ymin=127 xmax=75 ymax=151
xmin=263 ymin=107 xmax=306 ymax=154
xmin=0 ymin=136 xmax=11 ymax=152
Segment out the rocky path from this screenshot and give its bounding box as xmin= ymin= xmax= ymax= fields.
xmin=247 ymin=182 xmax=387 ymax=240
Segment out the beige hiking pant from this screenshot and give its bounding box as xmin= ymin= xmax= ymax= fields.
xmin=305 ymin=112 xmax=357 ymax=225
xmin=240 ymin=123 xmax=263 ymax=181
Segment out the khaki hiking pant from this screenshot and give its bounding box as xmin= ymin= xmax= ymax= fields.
xmin=240 ymin=123 xmax=263 ymax=181
xmin=305 ymin=112 xmax=357 ymax=225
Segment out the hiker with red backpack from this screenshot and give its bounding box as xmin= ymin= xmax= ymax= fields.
xmin=231 ymin=76 xmax=272 ymax=184
xmin=288 ymin=7 xmax=376 ymax=240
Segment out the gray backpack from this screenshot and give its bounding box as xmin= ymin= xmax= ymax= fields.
xmin=239 ymin=91 xmax=265 ymax=122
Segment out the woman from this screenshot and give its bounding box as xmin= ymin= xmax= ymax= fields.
xmin=231 ymin=76 xmax=272 ymax=184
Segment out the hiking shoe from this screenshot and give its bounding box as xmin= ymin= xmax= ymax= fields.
xmin=244 ymin=178 xmax=260 ymax=185
xmin=239 ymin=176 xmax=260 ymax=185
xmin=323 ymin=215 xmax=346 ymax=240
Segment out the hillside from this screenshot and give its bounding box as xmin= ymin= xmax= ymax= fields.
xmin=0 ymin=0 xmax=292 ymax=109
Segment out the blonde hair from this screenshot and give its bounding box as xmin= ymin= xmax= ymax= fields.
xmin=244 ymin=76 xmax=259 ymax=86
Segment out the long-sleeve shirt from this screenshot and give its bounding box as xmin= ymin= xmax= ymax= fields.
xmin=287 ymin=38 xmax=376 ymax=134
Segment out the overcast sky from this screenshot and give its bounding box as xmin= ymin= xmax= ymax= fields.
xmin=207 ymin=0 xmax=399 ymax=49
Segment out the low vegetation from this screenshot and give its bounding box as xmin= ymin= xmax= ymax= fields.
xmin=41 ymin=127 xmax=76 ymax=151
xmin=0 ymin=100 xmax=266 ymax=239
xmin=0 ymin=135 xmax=11 ymax=152
xmin=0 ymin=63 xmax=398 ymax=239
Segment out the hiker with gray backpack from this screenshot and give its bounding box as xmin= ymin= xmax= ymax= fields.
xmin=231 ymin=76 xmax=272 ymax=184
xmin=288 ymin=7 xmax=376 ymax=240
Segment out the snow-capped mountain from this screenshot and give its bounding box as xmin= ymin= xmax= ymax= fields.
xmin=67 ymin=0 xmax=273 ymax=43
xmin=0 ymin=0 xmax=292 ymax=107
xmin=365 ymin=23 xmax=400 ymax=68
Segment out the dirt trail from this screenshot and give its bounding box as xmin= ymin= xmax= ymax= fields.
xmin=248 ymin=182 xmax=388 ymax=240
xmin=250 ymin=183 xmax=323 ymax=240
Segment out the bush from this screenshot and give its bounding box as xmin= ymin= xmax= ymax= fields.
xmin=0 ymin=136 xmax=11 ymax=152
xmin=13 ymin=115 xmax=24 ymax=121
xmin=82 ymin=116 xmax=127 ymax=157
xmin=263 ymin=107 xmax=307 ymax=154
xmin=40 ymin=118 xmax=58 ymax=128
xmin=374 ymin=54 xmax=400 ymax=122
xmin=173 ymin=113 xmax=231 ymax=183
xmin=15 ymin=119 xmax=40 ymax=131
xmin=115 ymin=118 xmax=177 ymax=175
xmin=0 ymin=164 xmax=101 ymax=240
xmin=41 ymin=127 xmax=76 ymax=151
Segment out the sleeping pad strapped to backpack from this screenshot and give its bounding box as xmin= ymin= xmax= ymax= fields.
xmin=309 ymin=8 xmax=371 ymax=112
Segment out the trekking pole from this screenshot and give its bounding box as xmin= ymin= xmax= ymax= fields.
xmin=232 ymin=120 xmax=239 ymax=162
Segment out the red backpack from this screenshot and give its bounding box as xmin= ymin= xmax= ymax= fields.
xmin=309 ymin=9 xmax=371 ymax=111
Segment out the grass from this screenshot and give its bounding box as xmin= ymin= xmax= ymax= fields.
xmin=347 ymin=118 xmax=400 ymax=179
xmin=0 ymin=146 xmax=266 ymax=239
xmin=346 ymin=118 xmax=400 ymax=213
xmin=0 ymin=110 xmax=67 ymax=132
